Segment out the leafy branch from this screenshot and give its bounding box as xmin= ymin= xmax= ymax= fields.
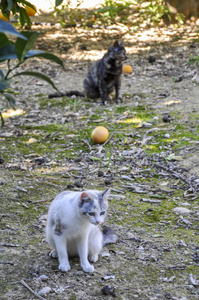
xmin=0 ymin=20 xmax=64 ymax=126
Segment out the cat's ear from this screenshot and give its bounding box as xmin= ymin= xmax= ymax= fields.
xmin=119 ymin=39 xmax=124 ymax=46
xmin=80 ymin=192 xmax=91 ymax=203
xmin=101 ymin=188 xmax=111 ymax=201
xmin=113 ymin=40 xmax=119 ymax=48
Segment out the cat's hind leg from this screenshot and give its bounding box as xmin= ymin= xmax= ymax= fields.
xmin=88 ymin=226 xmax=103 ymax=263
xmin=54 ymin=234 xmax=70 ymax=272
xmin=49 ymin=250 xmax=58 ymax=258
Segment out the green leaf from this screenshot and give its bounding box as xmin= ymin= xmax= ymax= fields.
xmin=0 ymin=112 xmax=5 ymax=128
xmin=0 ymin=33 xmax=10 ymax=48
xmin=7 ymin=0 xmax=13 ymax=11
xmin=167 ymin=154 xmax=182 ymax=161
xmin=15 ymin=31 xmax=40 ymax=63
xmin=0 ymin=20 xmax=27 ymax=40
xmin=0 ymin=79 xmax=11 ymax=91
xmin=19 ymin=7 xmax=26 ymax=28
xmin=90 ymin=156 xmax=102 ymax=161
xmin=3 ymin=93 xmax=16 ymax=107
xmin=0 ymin=44 xmax=16 ymax=60
xmin=0 ymin=70 xmax=4 ymax=79
xmin=19 ymin=6 xmax=31 ymax=28
xmin=55 ymin=0 xmax=64 ymax=7
xmin=25 ymin=51 xmax=65 ymax=68
xmin=13 ymin=71 xmax=59 ymax=91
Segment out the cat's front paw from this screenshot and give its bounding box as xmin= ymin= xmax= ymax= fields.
xmin=82 ymin=263 xmax=94 ymax=273
xmin=115 ymin=97 xmax=123 ymax=103
xmin=100 ymin=99 xmax=106 ymax=105
xmin=59 ymin=263 xmax=71 ymax=272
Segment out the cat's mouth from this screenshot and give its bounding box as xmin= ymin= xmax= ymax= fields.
xmin=118 ymin=54 xmax=127 ymax=61
xmin=91 ymin=220 xmax=101 ymax=225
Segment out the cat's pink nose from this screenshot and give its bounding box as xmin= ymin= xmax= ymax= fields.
xmin=96 ymin=220 xmax=100 ymax=224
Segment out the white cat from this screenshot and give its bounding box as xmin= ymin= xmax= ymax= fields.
xmin=46 ymin=188 xmax=117 ymax=273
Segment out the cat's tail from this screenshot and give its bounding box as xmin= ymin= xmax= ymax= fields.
xmin=48 ymin=90 xmax=85 ymax=99
xmin=102 ymin=226 xmax=118 ymax=246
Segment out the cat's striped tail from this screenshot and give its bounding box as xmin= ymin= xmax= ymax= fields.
xmin=102 ymin=226 xmax=118 ymax=246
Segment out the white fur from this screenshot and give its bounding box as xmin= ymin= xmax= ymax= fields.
xmin=46 ymin=189 xmax=110 ymax=273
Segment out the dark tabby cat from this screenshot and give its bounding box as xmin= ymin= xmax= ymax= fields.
xmin=49 ymin=40 xmax=127 ymax=105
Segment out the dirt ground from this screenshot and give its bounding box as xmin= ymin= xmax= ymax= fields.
xmin=0 ymin=12 xmax=199 ymax=300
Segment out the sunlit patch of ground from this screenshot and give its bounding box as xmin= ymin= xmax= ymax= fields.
xmin=31 ymin=0 xmax=104 ymax=13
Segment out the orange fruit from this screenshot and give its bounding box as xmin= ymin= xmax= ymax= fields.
xmin=122 ymin=64 xmax=133 ymax=74
xmin=0 ymin=11 xmax=10 ymax=21
xmin=25 ymin=4 xmax=37 ymax=16
xmin=91 ymin=126 xmax=109 ymax=144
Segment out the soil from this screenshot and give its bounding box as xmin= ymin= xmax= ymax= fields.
xmin=0 ymin=12 xmax=199 ymax=300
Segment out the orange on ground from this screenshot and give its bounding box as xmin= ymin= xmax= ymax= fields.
xmin=91 ymin=126 xmax=109 ymax=144
xmin=122 ymin=64 xmax=133 ymax=74
xmin=25 ymin=4 xmax=37 ymax=16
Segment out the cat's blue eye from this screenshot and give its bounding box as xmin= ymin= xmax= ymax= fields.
xmin=100 ymin=211 xmax=105 ymax=215
xmin=88 ymin=212 xmax=95 ymax=216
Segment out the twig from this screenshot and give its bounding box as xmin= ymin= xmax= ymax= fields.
xmin=189 ymin=274 xmax=199 ymax=287
xmin=82 ymin=139 xmax=92 ymax=151
xmin=0 ymin=243 xmax=19 ymax=247
xmin=103 ymin=131 xmax=115 ymax=146
xmin=118 ymin=238 xmax=130 ymax=245
xmin=154 ymin=163 xmax=191 ymax=184
xmin=32 ymin=198 xmax=53 ymax=205
xmin=20 ymin=280 xmax=46 ymax=300
xmin=0 ymin=261 xmax=14 ymax=265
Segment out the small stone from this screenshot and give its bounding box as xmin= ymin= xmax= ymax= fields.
xmin=80 ymin=45 xmax=87 ymax=51
xmin=38 ymin=286 xmax=51 ymax=296
xmin=74 ymin=158 xmax=81 ymax=163
xmin=67 ymin=184 xmax=74 ymax=189
xmin=193 ymin=255 xmax=199 ymax=262
xmin=0 ymin=179 xmax=7 ymax=185
xmin=138 ymin=122 xmax=152 ymax=128
xmin=179 ymin=240 xmax=187 ymax=247
xmin=39 ymin=274 xmax=48 ymax=281
xmin=148 ymin=55 xmax=156 ymax=63
xmin=104 ymin=178 xmax=112 ymax=185
xmin=102 ymin=275 xmax=115 ymax=280
xmin=164 ymin=133 xmax=170 ymax=138
xmin=173 ymin=207 xmax=191 ymax=215
xmin=165 ymin=293 xmax=172 ymax=299
xmin=101 ymin=251 xmax=111 ymax=257
xmin=175 ymin=76 xmax=183 ymax=82
xmin=101 ymin=286 xmax=116 ymax=297
xmin=168 ymin=275 xmax=176 ymax=282
xmin=98 ymin=170 xmax=104 ymax=177
xmin=34 ymin=266 xmax=40 ymax=274
xmin=33 ymin=157 xmax=47 ymax=165
xmin=76 ymin=271 xmax=84 ymax=276
xmin=74 ymin=181 xmax=83 ymax=188
xmin=162 ymin=113 xmax=171 ymax=122
xmin=27 ymin=138 xmax=37 ymax=143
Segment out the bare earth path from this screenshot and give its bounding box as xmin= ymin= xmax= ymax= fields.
xmin=0 ymin=16 xmax=199 ymax=300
